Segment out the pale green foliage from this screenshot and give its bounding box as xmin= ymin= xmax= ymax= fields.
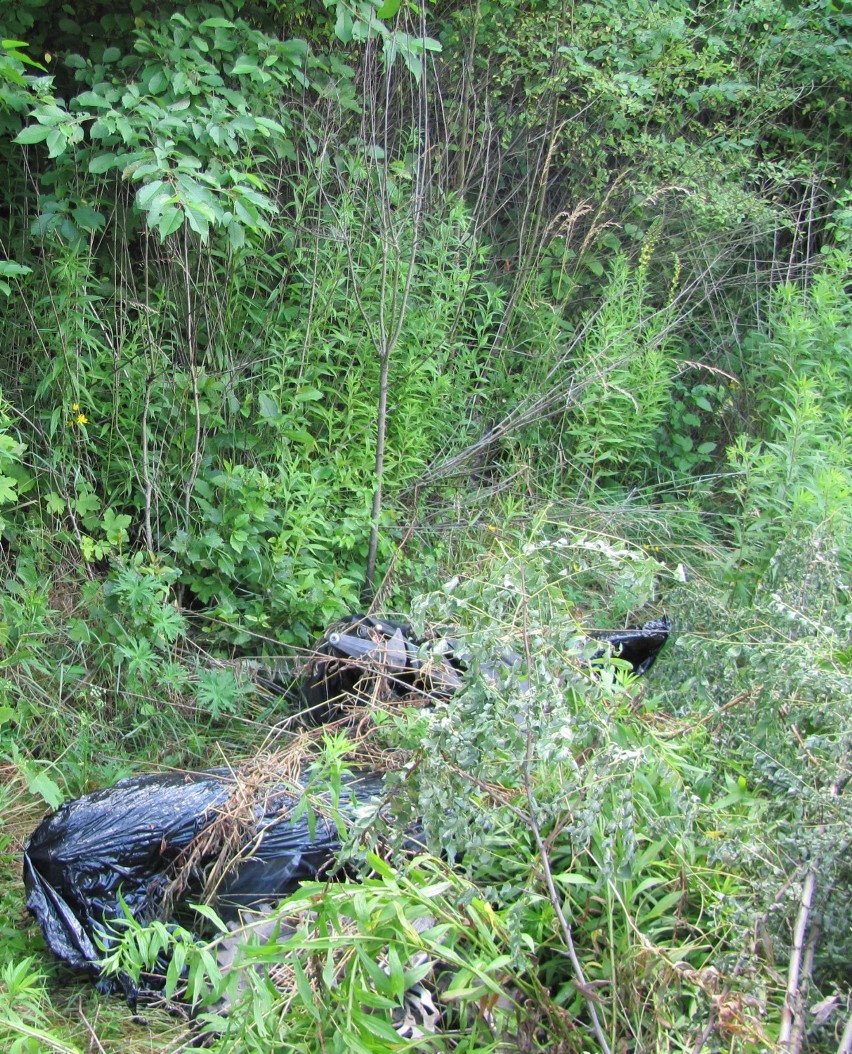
xmin=0 ymin=401 xmax=26 ymax=535
xmin=659 ymin=542 xmax=852 ymax=1031
xmin=559 ymin=251 xmax=677 ymax=492
xmin=397 ymin=531 xmax=765 ymax=1048
xmin=13 ymin=7 xmax=309 ymax=245
xmin=0 ymin=957 xmax=81 ymax=1054
xmin=0 ymin=0 xmax=849 ymax=1051
xmin=726 ymin=252 xmax=852 ymax=600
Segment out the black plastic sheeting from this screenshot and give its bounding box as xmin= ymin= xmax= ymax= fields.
xmin=585 ymin=617 xmax=671 ymax=675
xmin=300 ymin=614 xmax=464 ymax=722
xmin=23 ymin=613 xmax=670 ymax=995
xmin=299 ymin=613 xmax=671 ymax=718
xmin=23 ymin=768 xmax=385 ymax=994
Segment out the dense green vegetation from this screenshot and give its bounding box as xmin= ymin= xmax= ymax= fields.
xmin=0 ymin=0 xmax=850 ymax=1050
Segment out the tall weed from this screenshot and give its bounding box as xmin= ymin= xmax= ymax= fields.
xmin=726 ymin=252 xmax=852 ymax=602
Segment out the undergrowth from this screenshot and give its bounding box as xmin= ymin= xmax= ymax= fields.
xmin=0 ymin=0 xmax=849 ymax=1050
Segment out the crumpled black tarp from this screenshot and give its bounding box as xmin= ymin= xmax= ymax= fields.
xmin=24 ymin=613 xmax=670 ymax=995
xmin=300 ymin=614 xmax=465 ymax=722
xmin=299 ymin=613 xmax=671 ymax=718
xmin=23 ymin=768 xmax=385 ymax=993
xmin=585 ymin=617 xmax=671 ymax=675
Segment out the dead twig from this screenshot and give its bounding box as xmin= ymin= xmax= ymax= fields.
xmin=780 ymin=771 xmax=848 ymax=1053
xmin=838 ymin=1007 xmax=852 ymax=1054
xmin=76 ymin=997 xmax=106 ymax=1054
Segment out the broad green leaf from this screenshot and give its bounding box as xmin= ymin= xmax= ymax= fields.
xmin=377 ymin=0 xmax=402 ymax=17
xmin=136 ymin=179 xmax=166 ymax=209
xmin=45 ymin=491 xmax=66 ymax=515
xmin=147 ymin=70 xmax=167 ymax=94
xmin=227 ymin=220 xmax=245 ymax=250
xmin=72 ymin=205 xmax=105 ymax=231
xmin=233 ymin=198 xmax=257 ymax=227
xmin=283 ymin=427 xmax=315 ymax=446
xmin=74 ymin=490 xmax=101 ymax=517
xmin=0 ymin=475 xmax=17 ymax=504
xmin=280 ymin=39 xmax=308 ymax=57
xmin=27 ymin=769 xmax=63 ymax=809
xmin=88 ymin=152 xmax=120 ymax=173
xmin=13 ymin=124 xmax=50 ymax=144
xmin=157 ymin=206 xmax=184 ymax=238
xmin=0 ymin=65 xmax=25 ymax=85
xmin=184 ymin=204 xmax=210 ymax=242
xmin=231 ymin=56 xmax=259 ymax=75
xmin=257 ymin=392 xmax=279 ymax=419
xmin=554 ymin=872 xmax=595 ymax=886
xmin=59 ymin=217 xmax=78 ymax=242
xmin=73 ymin=90 xmax=112 ymax=108
xmin=335 ymin=8 xmax=353 ymax=44
xmin=102 ymin=508 xmax=131 ymax=544
xmin=0 ymin=261 xmax=31 ymax=278
xmin=68 ymin=619 xmax=91 ymax=643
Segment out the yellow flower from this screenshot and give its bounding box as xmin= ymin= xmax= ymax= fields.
xmin=76 ymin=413 xmax=88 ymax=425
xmin=72 ymin=402 xmax=79 ymax=411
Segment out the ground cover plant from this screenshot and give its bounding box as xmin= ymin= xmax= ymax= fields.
xmin=0 ymin=0 xmax=850 ymax=1050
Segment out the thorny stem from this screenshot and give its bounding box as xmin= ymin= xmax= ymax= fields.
xmin=362 ymin=15 xmax=428 ymax=600
xmin=694 ymin=769 xmax=848 ymax=1054
xmin=779 ymin=868 xmax=816 ymax=1052
xmin=368 ymin=501 xmax=418 ymax=615
xmin=180 ymin=228 xmax=202 ymax=525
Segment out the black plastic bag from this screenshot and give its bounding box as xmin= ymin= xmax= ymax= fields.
xmin=24 ymin=614 xmax=670 ymax=996
xmin=585 ymin=617 xmax=671 ymax=675
xmin=300 ymin=614 xmax=464 ymax=722
xmin=299 ymin=614 xmax=670 ymax=718
xmin=23 ymin=767 xmax=386 ymax=991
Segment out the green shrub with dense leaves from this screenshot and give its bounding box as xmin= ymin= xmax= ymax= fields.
xmin=0 ymin=0 xmax=849 ymax=1050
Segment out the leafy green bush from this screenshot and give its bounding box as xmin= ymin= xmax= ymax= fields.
xmin=100 ymin=853 xmax=546 ymax=1053
xmin=384 ymin=529 xmax=772 ymax=1050
xmin=726 ymin=252 xmax=852 ymax=602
